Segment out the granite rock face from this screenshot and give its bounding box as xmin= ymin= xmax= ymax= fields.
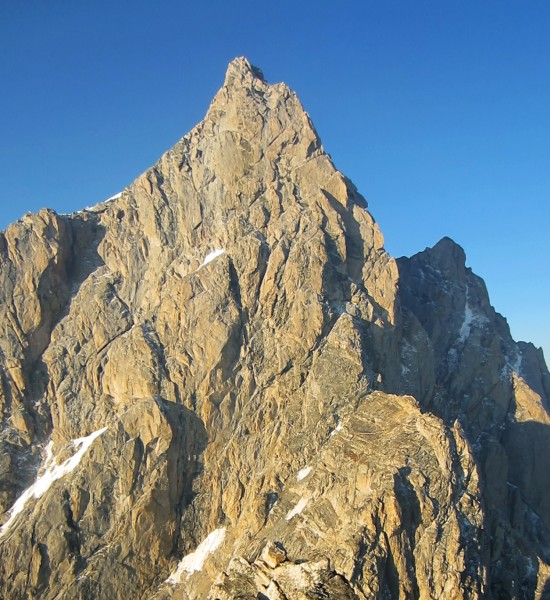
xmin=0 ymin=57 xmax=548 ymax=599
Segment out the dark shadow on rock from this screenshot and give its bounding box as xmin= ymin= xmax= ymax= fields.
xmin=157 ymin=397 xmax=209 ymax=513
xmin=264 ymin=491 xmax=279 ymax=525
xmin=395 ymin=251 xmax=550 ymax=599
xmin=0 ymin=212 xmax=107 ymax=516
xmin=503 ymin=420 xmax=550 ymax=556
xmin=392 ymin=467 xmax=421 ymax=599
xmin=320 ymin=190 xmax=400 ymax=394
xmin=321 ymin=189 xmax=367 ymax=286
xmin=147 ymin=400 xmax=213 ymax=586
xmin=28 ymin=212 xmax=107 ymax=427
xmin=383 ymin=532 xmax=401 ymax=600
xmin=393 ymin=467 xmax=422 ymax=550
xmin=65 ymin=212 xmax=107 ymax=289
xmin=350 ymin=528 xmax=370 ymax=587
xmin=27 ymin=398 xmax=210 ymax=600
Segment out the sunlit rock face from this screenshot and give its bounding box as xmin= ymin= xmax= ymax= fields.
xmin=0 ymin=57 xmax=548 ymax=599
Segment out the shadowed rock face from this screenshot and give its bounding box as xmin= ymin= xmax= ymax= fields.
xmin=397 ymin=238 xmax=550 ymax=598
xmin=0 ymin=57 xmax=548 ymax=599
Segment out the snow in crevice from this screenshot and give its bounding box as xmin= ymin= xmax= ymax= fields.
xmin=458 ymin=303 xmax=476 ymax=343
xmin=296 ymin=466 xmax=312 ymax=482
xmin=286 ymin=497 xmax=309 ymax=521
xmin=511 ymin=351 xmax=522 ymax=375
xmin=105 ymin=192 xmax=122 ymax=202
xmin=266 ymin=493 xmax=279 ymax=517
xmin=200 ymin=248 xmax=226 ymax=268
xmin=457 ymin=290 xmax=488 ymax=345
xmin=330 ymin=421 xmax=344 ymax=437
xmin=501 ymin=346 xmax=523 ymax=379
xmin=84 ymin=191 xmax=123 ymax=212
xmin=0 ymin=427 xmax=108 ymax=536
xmin=166 ymin=528 xmax=226 ymax=583
xmin=44 ymin=440 xmax=54 ymax=466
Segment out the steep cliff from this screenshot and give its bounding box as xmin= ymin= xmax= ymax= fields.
xmin=0 ymin=57 xmax=548 ymax=599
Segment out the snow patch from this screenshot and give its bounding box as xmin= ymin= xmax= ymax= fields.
xmin=43 ymin=440 xmax=54 ymax=466
xmin=330 ymin=422 xmax=343 ymax=437
xmin=286 ymin=497 xmax=309 ymax=520
xmin=501 ymin=346 xmax=523 ymax=379
xmin=167 ymin=528 xmax=226 ymax=583
xmin=200 ymin=248 xmax=225 ymax=268
xmin=296 ymin=466 xmax=312 ymax=482
xmin=84 ymin=191 xmax=122 ymax=212
xmin=459 ymin=304 xmax=475 ymax=343
xmin=509 ymin=348 xmax=522 ymax=374
xmin=105 ymin=192 xmax=122 ymax=202
xmin=0 ymin=427 xmax=108 ymax=536
xmin=458 ymin=299 xmax=488 ymax=344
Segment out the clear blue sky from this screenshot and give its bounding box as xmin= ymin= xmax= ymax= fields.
xmin=1 ymin=1 xmax=549 ymax=359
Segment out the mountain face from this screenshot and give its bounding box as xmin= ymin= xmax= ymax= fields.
xmin=0 ymin=57 xmax=549 ymax=599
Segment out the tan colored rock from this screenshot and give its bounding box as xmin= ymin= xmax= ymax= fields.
xmin=259 ymin=540 xmax=287 ymax=568
xmin=0 ymin=57 xmax=548 ymax=599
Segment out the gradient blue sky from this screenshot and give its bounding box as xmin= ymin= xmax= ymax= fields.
xmin=1 ymin=1 xmax=549 ymax=358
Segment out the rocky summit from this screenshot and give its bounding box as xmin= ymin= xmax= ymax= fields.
xmin=0 ymin=57 xmax=549 ymax=600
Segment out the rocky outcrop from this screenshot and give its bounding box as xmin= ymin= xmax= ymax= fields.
xmin=207 ymin=392 xmax=486 ymax=600
xmin=0 ymin=57 xmax=548 ymax=599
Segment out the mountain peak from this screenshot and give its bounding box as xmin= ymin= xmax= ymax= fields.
xmin=430 ymin=235 xmax=467 ymax=266
xmin=191 ymin=56 xmax=326 ymax=201
xmin=223 ymin=56 xmax=266 ymax=88
xmin=401 ymin=235 xmax=467 ymax=281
